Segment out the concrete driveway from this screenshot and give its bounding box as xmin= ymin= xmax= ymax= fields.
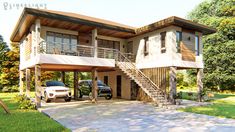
xmin=39 ymin=99 xmax=235 ymax=132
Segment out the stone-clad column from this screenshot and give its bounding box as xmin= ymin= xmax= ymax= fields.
xmin=26 ymin=69 xmax=31 ymax=98
xmin=169 ymin=67 xmax=177 ymax=104
xmin=35 ymin=65 xmax=41 ymax=108
xmin=197 ymin=68 xmax=203 ymax=102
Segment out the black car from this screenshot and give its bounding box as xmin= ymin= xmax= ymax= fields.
xmin=78 ymin=80 xmax=112 ymax=100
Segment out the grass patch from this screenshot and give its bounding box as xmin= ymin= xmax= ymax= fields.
xmin=0 ymin=92 xmax=70 ymax=132
xmin=179 ymin=93 xmax=235 ymax=119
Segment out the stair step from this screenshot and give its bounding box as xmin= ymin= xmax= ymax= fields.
xmin=116 ymin=59 xmax=169 ymax=107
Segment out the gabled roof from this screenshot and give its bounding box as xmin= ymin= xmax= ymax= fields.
xmin=10 ymin=8 xmax=216 ymax=42
xmin=136 ymin=16 xmax=216 ymax=35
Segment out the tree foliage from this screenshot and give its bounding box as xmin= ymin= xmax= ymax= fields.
xmin=0 ymin=35 xmax=9 ymax=73
xmin=188 ymin=0 xmax=235 ymax=90
xmin=0 ymin=42 xmax=20 ymax=91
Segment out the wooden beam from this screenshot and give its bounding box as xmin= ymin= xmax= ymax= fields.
xmin=197 ymin=68 xmax=203 ymax=102
xmin=92 ymin=68 xmax=98 ymax=102
xmin=19 ymin=70 xmax=24 ymax=95
xmin=26 ymin=69 xmax=31 ymax=98
xmin=169 ymin=67 xmax=177 ymax=104
xmin=61 ymin=71 xmax=65 ymax=83
xmin=25 ymin=8 xmax=136 ymax=34
xmin=35 ymin=65 xmax=41 ymax=108
xmin=0 ymin=99 xmax=10 ymax=114
xmin=74 ymin=71 xmax=78 ymax=100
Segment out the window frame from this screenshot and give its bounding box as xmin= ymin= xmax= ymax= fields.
xmin=144 ymin=36 xmax=149 ymax=56
xmin=176 ymin=31 xmax=182 ymax=53
xmin=160 ymin=32 xmax=166 ymax=53
xmin=195 ymin=35 xmax=200 ymax=56
xmin=46 ymin=31 xmax=78 ymax=53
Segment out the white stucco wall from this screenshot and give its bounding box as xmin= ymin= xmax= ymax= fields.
xmin=128 ymin=26 xmax=204 ymax=69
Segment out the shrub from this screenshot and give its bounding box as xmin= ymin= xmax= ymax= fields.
xmin=14 ymin=94 xmax=36 ymax=110
xmin=2 ymin=85 xmax=19 ymax=92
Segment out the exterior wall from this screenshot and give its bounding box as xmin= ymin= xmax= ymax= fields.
xmin=172 ymin=29 xmax=203 ymax=68
xmin=98 ymin=69 xmax=131 ymax=99
xmin=128 ymin=26 xmax=204 ymax=69
xmin=129 ymin=26 xmax=176 ymax=69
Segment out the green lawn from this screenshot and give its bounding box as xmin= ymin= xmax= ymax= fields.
xmin=180 ymin=93 xmax=235 ymax=119
xmin=0 ymin=92 xmax=70 ymax=132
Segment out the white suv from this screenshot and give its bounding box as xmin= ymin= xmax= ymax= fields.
xmin=41 ymin=81 xmax=72 ymax=102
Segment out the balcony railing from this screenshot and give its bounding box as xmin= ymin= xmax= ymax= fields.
xmin=39 ymin=41 xmax=135 ymax=61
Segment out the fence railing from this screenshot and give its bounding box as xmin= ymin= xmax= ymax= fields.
xmin=39 ymin=41 xmax=135 ymax=61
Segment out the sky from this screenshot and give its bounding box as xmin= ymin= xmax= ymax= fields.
xmin=0 ymin=0 xmax=204 ymax=44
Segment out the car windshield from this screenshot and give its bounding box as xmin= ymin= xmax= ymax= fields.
xmin=97 ymin=80 xmax=106 ymax=86
xmin=46 ymin=81 xmax=65 ymax=87
xmin=87 ymin=80 xmax=106 ymax=86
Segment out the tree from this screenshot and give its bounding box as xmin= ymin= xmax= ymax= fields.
xmin=0 ymin=35 xmax=9 ymax=73
xmin=0 ymin=42 xmax=20 ymax=92
xmin=188 ymin=0 xmax=235 ymax=90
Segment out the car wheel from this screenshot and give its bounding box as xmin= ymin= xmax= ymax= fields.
xmin=89 ymin=92 xmax=93 ymax=100
xmin=105 ymin=95 xmax=112 ymax=100
xmin=64 ymin=96 xmax=71 ymax=102
xmin=78 ymin=89 xmax=83 ymax=98
xmin=44 ymin=92 xmax=51 ymax=103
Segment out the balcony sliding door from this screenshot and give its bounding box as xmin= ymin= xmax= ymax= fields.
xmin=46 ymin=31 xmax=78 ymax=55
xmin=97 ymin=39 xmax=120 ymax=59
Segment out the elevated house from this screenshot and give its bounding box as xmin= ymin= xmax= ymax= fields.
xmin=11 ymin=8 xmax=216 ymax=107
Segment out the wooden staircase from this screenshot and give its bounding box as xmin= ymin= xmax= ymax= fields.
xmin=114 ymin=51 xmax=169 ymax=107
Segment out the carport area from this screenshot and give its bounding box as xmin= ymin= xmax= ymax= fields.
xmin=39 ymin=98 xmax=235 ymax=132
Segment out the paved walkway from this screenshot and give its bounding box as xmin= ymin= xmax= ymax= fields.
xmin=39 ymin=99 xmax=235 ymax=132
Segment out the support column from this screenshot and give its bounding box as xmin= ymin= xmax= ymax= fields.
xmin=61 ymin=71 xmax=65 ymax=83
xmin=26 ymin=69 xmax=31 ymax=98
xmin=197 ymin=68 xmax=203 ymax=102
xmin=35 ymin=19 xmax=41 ymax=55
xmin=169 ymin=67 xmax=177 ymax=104
xmin=92 ymin=68 xmax=98 ymax=102
xmin=74 ymin=71 xmax=78 ymax=100
xmin=92 ymin=29 xmax=98 ymax=58
xmin=35 ymin=65 xmax=41 ymax=108
xmin=19 ymin=70 xmax=24 ymax=95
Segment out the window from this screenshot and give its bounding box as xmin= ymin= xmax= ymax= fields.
xmin=97 ymin=39 xmax=120 ymax=50
xmin=126 ymin=41 xmax=133 ymax=53
xmin=160 ymin=32 xmax=166 ymax=53
xmin=46 ymin=31 xmax=78 ymax=54
xmin=176 ymin=31 xmax=182 ymax=53
xmin=195 ymin=35 xmax=200 ymax=56
xmin=144 ymin=37 xmax=149 ymax=56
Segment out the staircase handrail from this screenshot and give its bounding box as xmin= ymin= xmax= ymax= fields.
xmin=114 ymin=49 xmax=165 ymax=95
